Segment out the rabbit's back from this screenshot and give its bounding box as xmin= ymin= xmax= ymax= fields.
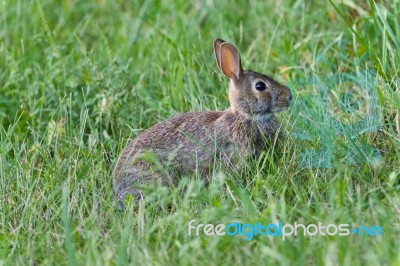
xmin=136 ymin=111 xmax=225 ymax=150
xmin=116 ymin=111 xmax=225 ymax=161
xmin=113 ymin=110 xmax=280 ymax=202
xmin=113 ymin=111 xmax=229 ymax=200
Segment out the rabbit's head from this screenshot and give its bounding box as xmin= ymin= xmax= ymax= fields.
xmin=214 ymin=39 xmax=292 ymax=119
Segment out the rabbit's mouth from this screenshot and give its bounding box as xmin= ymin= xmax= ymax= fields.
xmin=272 ymin=93 xmax=292 ymax=112
xmin=271 ymin=105 xmax=290 ymax=113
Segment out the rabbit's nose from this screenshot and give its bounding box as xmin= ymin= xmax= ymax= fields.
xmin=287 ymin=91 xmax=292 ymax=102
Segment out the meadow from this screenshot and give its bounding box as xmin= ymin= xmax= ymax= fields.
xmin=1 ymin=0 xmax=399 ymax=265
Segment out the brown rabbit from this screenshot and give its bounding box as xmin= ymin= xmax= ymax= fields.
xmin=113 ymin=39 xmax=292 ymax=204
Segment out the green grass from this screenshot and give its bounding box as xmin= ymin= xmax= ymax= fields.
xmin=1 ymin=0 xmax=400 ymax=265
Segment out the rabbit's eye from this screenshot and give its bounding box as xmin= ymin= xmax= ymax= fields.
xmin=255 ymin=81 xmax=266 ymax=91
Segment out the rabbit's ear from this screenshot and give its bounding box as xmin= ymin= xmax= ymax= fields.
xmin=213 ymin=38 xmax=225 ymax=72
xmin=220 ymin=43 xmax=243 ymax=81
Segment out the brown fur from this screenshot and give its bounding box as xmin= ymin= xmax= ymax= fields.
xmin=112 ymin=39 xmax=291 ymax=204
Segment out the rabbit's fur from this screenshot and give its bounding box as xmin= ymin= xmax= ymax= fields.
xmin=113 ymin=39 xmax=292 ymax=204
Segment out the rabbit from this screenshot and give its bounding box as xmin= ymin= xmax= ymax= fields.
xmin=112 ymin=38 xmax=292 ymax=205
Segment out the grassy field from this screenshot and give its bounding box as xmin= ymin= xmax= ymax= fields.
xmin=1 ymin=0 xmax=399 ymax=265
